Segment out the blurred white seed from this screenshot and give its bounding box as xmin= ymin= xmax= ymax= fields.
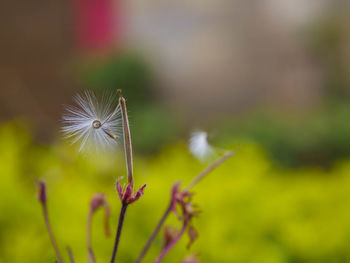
xmin=61 ymin=91 xmax=122 ymax=152
xmin=189 ymin=130 xmax=214 ymax=161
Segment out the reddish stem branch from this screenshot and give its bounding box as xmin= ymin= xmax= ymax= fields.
xmin=186 ymin=151 xmax=234 ymax=190
xmin=153 ymin=222 xmax=188 ymax=263
xmin=110 ymin=203 xmax=128 ymax=263
xmin=135 ymin=200 xmax=174 ymax=263
xmin=135 ymin=151 xmax=233 ymax=263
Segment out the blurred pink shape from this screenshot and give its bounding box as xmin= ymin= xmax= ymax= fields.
xmin=74 ymin=0 xmax=122 ymax=51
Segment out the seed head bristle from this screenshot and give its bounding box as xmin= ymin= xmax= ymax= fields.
xmin=61 ymin=91 xmax=122 ymax=152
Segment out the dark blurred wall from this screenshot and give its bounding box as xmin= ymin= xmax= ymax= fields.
xmin=0 ymin=0 xmax=74 ymax=137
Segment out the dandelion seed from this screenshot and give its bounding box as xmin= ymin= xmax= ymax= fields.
xmin=189 ymin=130 xmax=214 ymax=161
xmin=61 ymin=91 xmax=122 ymax=152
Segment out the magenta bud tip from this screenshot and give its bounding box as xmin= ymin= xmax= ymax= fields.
xmin=38 ymin=181 xmax=47 ymax=204
xmin=90 ymin=193 xmax=106 ymax=212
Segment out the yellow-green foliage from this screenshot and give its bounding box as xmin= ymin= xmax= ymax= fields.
xmin=1 ymin=123 xmax=350 ymax=263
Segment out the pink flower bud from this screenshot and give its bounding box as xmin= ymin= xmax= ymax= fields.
xmin=116 ymin=178 xmax=123 ymax=200
xmin=170 ymin=183 xmax=181 ymax=215
xmin=38 ymin=181 xmax=47 ymax=205
xmin=123 ymin=184 xmax=133 ymax=202
xmin=128 ymin=184 xmax=146 ymax=204
xmin=116 ymin=177 xmax=146 ymax=204
xmin=186 ymin=226 xmax=198 ymax=249
xmin=89 ymin=193 xmax=111 ymax=237
xmin=90 ymin=194 xmax=106 ymax=212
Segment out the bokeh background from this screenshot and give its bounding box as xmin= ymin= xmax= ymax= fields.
xmin=1 ymin=0 xmax=350 ymax=262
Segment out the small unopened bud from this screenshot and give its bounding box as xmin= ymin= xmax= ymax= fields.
xmin=90 ymin=193 xmax=106 ymax=212
xmin=123 ymin=184 xmax=133 ymax=202
xmin=38 ymin=181 xmax=47 ymax=205
xmin=116 ymin=177 xmax=146 ymax=204
xmin=186 ymin=226 xmax=198 ymax=249
xmin=128 ymin=184 xmax=146 ymax=204
xmin=163 ymin=226 xmax=178 ymax=248
xmin=89 ymin=193 xmax=111 ymax=237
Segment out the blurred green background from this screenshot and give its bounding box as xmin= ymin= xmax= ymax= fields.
xmin=2 ymin=123 xmax=350 ymax=263
xmin=1 ymin=0 xmax=350 ymax=262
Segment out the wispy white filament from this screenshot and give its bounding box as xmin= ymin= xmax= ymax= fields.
xmin=62 ymin=91 xmax=122 ymax=152
xmin=189 ymin=130 xmax=214 ymax=161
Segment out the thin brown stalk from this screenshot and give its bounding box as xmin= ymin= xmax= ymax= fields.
xmin=110 ymin=203 xmax=128 ymax=263
xmin=119 ymin=96 xmax=134 ymax=189
xmin=110 ymin=94 xmax=134 ymax=263
xmin=135 ymin=200 xmax=174 ymax=263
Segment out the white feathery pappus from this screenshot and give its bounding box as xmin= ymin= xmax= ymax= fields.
xmin=61 ymin=91 xmax=123 ymax=152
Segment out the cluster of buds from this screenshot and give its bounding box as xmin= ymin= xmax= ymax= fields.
xmin=166 ymin=183 xmax=200 ymax=249
xmin=116 ymin=177 xmax=147 ymax=205
xmin=170 ymin=183 xmax=200 ymax=222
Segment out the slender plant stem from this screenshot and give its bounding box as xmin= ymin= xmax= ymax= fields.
xmin=110 ymin=203 xmax=128 ymax=263
xmin=153 ymin=222 xmax=187 ymax=263
xmin=42 ymin=205 xmax=64 ymax=263
xmin=135 ymin=200 xmax=174 ymax=263
xmin=185 ymin=151 xmax=233 ymax=190
xmin=109 ymin=94 xmax=133 ymax=263
xmin=119 ymin=97 xmax=134 ymax=189
xmin=67 ymin=247 xmax=76 ymax=263
xmin=135 ymin=151 xmax=233 ymax=263
xmin=87 ymin=210 xmax=97 ymax=263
